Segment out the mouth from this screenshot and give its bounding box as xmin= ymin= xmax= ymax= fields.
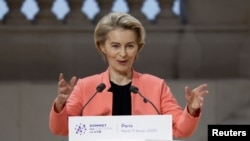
xmin=117 ymin=60 xmax=128 ymax=65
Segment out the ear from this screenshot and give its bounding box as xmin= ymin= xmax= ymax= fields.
xmin=97 ymin=42 xmax=106 ymax=54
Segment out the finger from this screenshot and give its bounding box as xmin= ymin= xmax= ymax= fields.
xmin=197 ymin=84 xmax=208 ymax=92
xmin=59 ymin=73 xmax=64 ymax=81
xmin=198 ymin=96 xmax=205 ymax=108
xmin=185 ymin=86 xmax=192 ymax=98
xmin=199 ymin=90 xmax=209 ymax=97
xmin=58 ymin=73 xmax=66 ymax=86
xmin=58 ymin=78 xmax=67 ymax=87
xmin=200 ymin=97 xmax=204 ymax=102
xmin=200 ymin=103 xmax=203 ymax=107
xmin=70 ymin=76 xmax=77 ymax=88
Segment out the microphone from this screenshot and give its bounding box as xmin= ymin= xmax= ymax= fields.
xmin=80 ymin=83 xmax=106 ymax=115
xmin=130 ymin=85 xmax=161 ymax=115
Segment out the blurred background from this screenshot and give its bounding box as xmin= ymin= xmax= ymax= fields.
xmin=0 ymin=0 xmax=250 ymax=141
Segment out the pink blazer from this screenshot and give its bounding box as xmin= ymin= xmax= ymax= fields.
xmin=49 ymin=68 xmax=200 ymax=138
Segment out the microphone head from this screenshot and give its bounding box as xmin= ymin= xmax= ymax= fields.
xmin=129 ymin=85 xmax=139 ymax=93
xmin=96 ymin=83 xmax=106 ymax=92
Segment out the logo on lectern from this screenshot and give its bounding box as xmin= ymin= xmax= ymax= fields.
xmin=74 ymin=123 xmax=87 ymax=135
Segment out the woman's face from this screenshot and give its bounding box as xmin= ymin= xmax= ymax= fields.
xmin=100 ymin=28 xmax=141 ymax=74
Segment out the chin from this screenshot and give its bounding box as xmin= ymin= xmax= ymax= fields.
xmin=116 ymin=68 xmax=131 ymax=73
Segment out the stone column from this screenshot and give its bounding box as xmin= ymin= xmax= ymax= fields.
xmin=34 ymin=0 xmax=58 ymax=25
xmin=65 ymin=0 xmax=91 ymax=25
xmin=155 ymin=0 xmax=180 ymax=25
xmin=126 ymin=0 xmax=149 ymax=25
xmin=93 ymin=0 xmax=114 ymax=24
xmin=3 ymin=0 xmax=29 ymax=25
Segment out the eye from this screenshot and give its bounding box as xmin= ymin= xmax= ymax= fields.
xmin=126 ymin=44 xmax=134 ymax=49
xmin=111 ymin=44 xmax=120 ymax=48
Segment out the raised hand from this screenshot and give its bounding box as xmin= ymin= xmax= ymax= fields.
xmin=54 ymin=73 xmax=77 ymax=112
xmin=185 ymin=83 xmax=209 ymax=116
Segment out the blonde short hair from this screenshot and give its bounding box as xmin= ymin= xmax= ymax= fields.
xmin=94 ymin=12 xmax=146 ymax=56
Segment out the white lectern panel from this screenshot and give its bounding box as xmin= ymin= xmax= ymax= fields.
xmin=69 ymin=115 xmax=172 ymax=141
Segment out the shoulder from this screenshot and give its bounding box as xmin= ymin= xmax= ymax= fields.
xmin=76 ymin=72 xmax=104 ymax=86
xmin=135 ymin=71 xmax=166 ymax=85
xmin=133 ymin=71 xmax=171 ymax=94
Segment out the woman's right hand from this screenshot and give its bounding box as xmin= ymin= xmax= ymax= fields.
xmin=54 ymin=73 xmax=77 ymax=113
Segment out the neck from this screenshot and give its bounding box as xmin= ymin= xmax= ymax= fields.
xmin=109 ymin=69 xmax=132 ymax=86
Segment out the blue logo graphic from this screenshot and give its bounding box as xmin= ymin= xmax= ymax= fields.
xmin=74 ymin=123 xmax=87 ymax=135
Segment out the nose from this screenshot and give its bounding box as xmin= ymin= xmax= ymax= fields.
xmin=119 ymin=47 xmax=127 ymax=57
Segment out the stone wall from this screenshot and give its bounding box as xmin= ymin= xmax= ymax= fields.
xmin=0 ymin=1 xmax=250 ymax=141
xmin=0 ymin=1 xmax=249 ymax=81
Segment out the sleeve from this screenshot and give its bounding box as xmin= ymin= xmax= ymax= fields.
xmin=160 ymin=80 xmax=201 ymax=138
xmin=49 ymin=79 xmax=84 ymax=136
xmin=49 ymin=103 xmax=68 ymax=136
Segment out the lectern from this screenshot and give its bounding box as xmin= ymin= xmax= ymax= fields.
xmin=69 ymin=115 xmax=173 ymax=141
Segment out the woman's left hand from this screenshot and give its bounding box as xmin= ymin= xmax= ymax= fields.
xmin=185 ymin=83 xmax=209 ymax=116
